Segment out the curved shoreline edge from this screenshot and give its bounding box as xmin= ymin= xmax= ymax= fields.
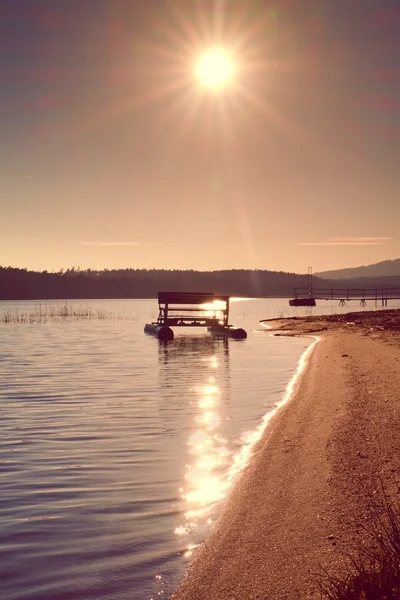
xmin=171 ymin=310 xmax=400 ymax=599
xmin=223 ymin=335 xmax=320 ymax=495
xmin=259 ymin=334 xmax=320 ymax=435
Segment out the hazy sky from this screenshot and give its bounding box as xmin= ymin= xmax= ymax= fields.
xmin=1 ymin=0 xmax=399 ymax=274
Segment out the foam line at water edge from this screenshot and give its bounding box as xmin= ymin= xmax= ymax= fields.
xmin=225 ymin=335 xmax=320 ymax=488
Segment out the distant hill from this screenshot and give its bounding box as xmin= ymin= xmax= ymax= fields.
xmin=315 ymin=259 xmax=400 ymax=280
xmin=1 ymin=266 xmax=400 ymax=300
xmin=0 ymin=266 xmax=311 ymax=300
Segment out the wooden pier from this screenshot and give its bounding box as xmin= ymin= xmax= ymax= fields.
xmin=145 ymin=292 xmax=247 ymax=340
xmin=289 ymin=287 xmax=400 ymax=307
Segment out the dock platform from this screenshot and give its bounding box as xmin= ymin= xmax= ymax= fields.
xmin=289 ymin=298 xmax=316 ymax=307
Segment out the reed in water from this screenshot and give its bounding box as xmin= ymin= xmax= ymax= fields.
xmin=1 ymin=302 xmax=126 ymax=323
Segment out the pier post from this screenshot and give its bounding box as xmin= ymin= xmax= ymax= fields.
xmin=225 ymin=298 xmax=230 ymax=327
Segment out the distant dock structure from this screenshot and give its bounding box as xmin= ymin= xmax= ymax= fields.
xmin=289 ymin=287 xmax=400 ymax=307
xmin=145 ymin=292 xmax=247 ymax=341
xmin=288 ymin=266 xmax=400 ymax=306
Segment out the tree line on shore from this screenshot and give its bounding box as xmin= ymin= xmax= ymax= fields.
xmin=1 ymin=266 xmax=400 ymax=300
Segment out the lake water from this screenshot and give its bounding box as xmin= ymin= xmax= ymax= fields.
xmin=1 ymin=298 xmax=398 ymax=600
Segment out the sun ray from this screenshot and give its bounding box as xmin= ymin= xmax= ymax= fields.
xmin=212 ymin=0 xmax=226 ymax=40
xmin=235 ymin=84 xmax=328 ymax=165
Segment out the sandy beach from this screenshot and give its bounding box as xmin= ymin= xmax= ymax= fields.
xmin=171 ymin=309 xmax=400 ymax=599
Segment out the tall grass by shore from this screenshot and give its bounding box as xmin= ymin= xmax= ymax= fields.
xmin=1 ymin=303 xmax=129 ymax=324
xmin=319 ymin=486 xmax=400 ymax=599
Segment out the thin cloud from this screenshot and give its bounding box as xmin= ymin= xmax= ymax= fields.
xmin=78 ymin=241 xmax=160 ymax=247
xmin=328 ymin=237 xmax=392 ymax=242
xmin=296 ymin=242 xmax=383 ymax=246
xmin=296 ymin=236 xmax=392 ymax=246
xmin=21 ymin=174 xmax=33 ymax=179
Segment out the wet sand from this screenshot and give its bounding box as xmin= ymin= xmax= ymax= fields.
xmin=171 ymin=309 xmax=400 ymax=599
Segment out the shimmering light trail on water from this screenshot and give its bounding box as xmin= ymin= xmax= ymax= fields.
xmin=0 ymin=298 xmax=398 ymax=599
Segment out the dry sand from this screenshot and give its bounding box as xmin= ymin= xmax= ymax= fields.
xmin=171 ymin=309 xmax=400 ymax=599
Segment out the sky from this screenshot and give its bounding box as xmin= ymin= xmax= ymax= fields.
xmin=1 ymin=0 xmax=399 ymax=274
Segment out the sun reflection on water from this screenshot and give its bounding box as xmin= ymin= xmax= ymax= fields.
xmin=202 ymin=355 xmax=219 ymax=368
xmin=175 ymin=359 xmax=231 ymax=554
xmin=172 ymin=331 xmax=318 ymax=566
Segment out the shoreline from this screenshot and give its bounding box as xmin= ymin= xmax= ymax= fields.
xmin=171 ymin=309 xmax=400 ymax=599
xmin=223 ymin=334 xmax=320 ymax=493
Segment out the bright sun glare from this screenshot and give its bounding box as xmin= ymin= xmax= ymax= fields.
xmin=195 ymin=47 xmax=235 ymax=90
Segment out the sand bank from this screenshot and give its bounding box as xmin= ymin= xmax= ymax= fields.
xmin=171 ymin=310 xmax=400 ymax=599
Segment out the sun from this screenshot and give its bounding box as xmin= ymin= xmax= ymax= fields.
xmin=195 ymin=47 xmax=235 ymax=90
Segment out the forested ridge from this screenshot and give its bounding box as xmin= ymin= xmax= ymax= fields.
xmin=1 ymin=266 xmax=400 ymax=300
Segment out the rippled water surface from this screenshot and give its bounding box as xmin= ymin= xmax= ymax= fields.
xmin=1 ymin=298 xmax=398 ymax=599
